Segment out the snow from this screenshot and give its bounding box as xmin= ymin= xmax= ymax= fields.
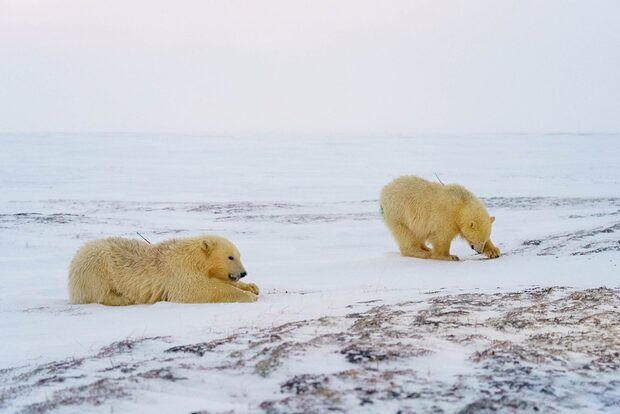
xmin=1 ymin=133 xmax=619 ymax=413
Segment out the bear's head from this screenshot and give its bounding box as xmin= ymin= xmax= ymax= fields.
xmin=192 ymin=236 xmax=247 ymax=282
xmin=458 ymin=200 xmax=495 ymax=254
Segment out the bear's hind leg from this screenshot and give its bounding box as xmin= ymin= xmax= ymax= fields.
xmin=402 ymin=246 xmax=432 ymax=259
xmin=429 ymin=236 xmax=459 ymax=261
xmin=100 ymin=291 xmax=134 ymax=306
xmin=388 ymin=222 xmax=431 ymax=259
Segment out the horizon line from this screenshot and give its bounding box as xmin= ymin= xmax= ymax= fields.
xmin=0 ymin=131 xmax=619 ymax=136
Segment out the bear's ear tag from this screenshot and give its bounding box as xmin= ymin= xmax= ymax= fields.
xmin=490 ymin=216 xmax=495 ymax=223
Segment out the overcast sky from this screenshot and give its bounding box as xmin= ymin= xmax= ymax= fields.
xmin=1 ymin=0 xmax=619 ymax=134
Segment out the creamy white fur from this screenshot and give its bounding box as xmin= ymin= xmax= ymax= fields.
xmin=68 ymin=235 xmax=259 ymax=305
xmin=380 ymin=176 xmax=499 ymax=261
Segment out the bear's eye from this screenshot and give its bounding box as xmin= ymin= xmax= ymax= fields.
xmin=228 ymin=256 xmax=234 ymax=261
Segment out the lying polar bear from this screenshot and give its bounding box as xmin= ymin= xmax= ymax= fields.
xmin=68 ymin=235 xmax=259 ymax=305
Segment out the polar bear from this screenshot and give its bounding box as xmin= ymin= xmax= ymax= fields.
xmin=380 ymin=176 xmax=500 ymax=261
xmin=68 ymin=235 xmax=259 ymax=305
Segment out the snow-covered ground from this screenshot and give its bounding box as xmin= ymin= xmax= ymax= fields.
xmin=1 ymin=133 xmax=619 ymax=413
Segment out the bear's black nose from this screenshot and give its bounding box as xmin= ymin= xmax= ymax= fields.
xmin=240 ymin=272 xmax=247 ymax=278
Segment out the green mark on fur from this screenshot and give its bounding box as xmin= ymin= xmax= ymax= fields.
xmin=380 ymin=205 xmax=384 ymax=217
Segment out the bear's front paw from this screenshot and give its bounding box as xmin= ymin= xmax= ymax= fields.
xmin=244 ymin=283 xmax=260 ymax=295
xmin=484 ymin=245 xmax=500 ymax=259
xmin=450 ymin=255 xmax=460 ymax=261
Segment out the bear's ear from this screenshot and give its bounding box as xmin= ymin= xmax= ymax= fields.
xmin=469 ymin=221 xmax=476 ymax=229
xmin=490 ymin=216 xmax=495 ymax=223
xmin=201 ymin=240 xmax=213 ymax=255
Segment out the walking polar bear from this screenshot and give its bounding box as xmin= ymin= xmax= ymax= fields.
xmin=68 ymin=235 xmax=259 ymax=305
xmin=380 ymin=175 xmax=500 ymax=261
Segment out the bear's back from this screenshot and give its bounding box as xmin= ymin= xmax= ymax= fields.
xmin=381 ymin=175 xmax=443 ymax=207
